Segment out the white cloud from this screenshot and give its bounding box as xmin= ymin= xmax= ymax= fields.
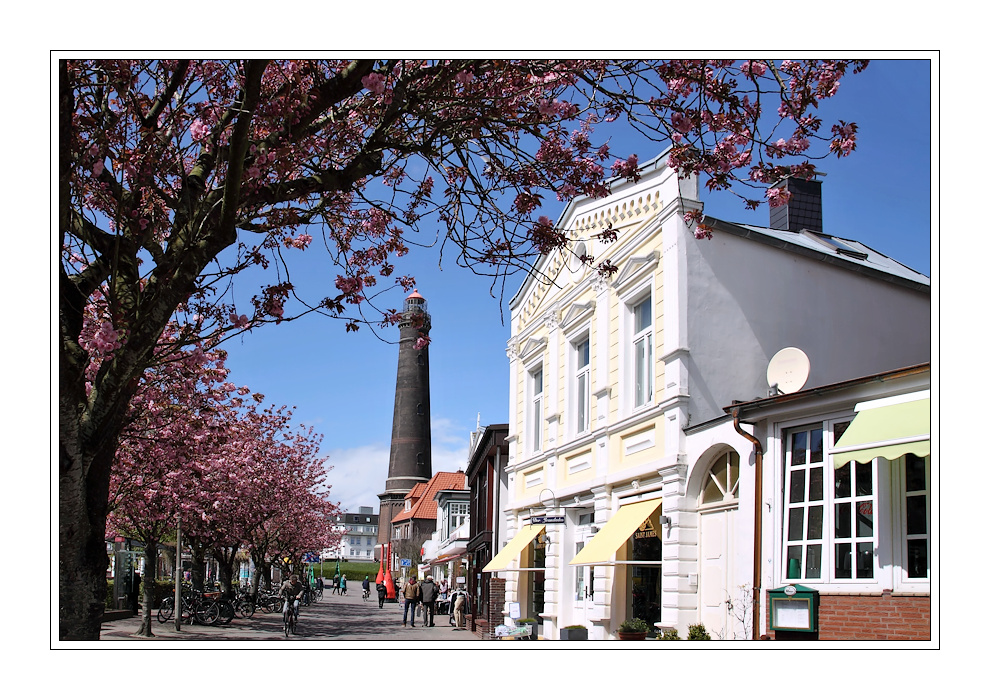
xmin=320 ymin=417 xmax=469 ymax=514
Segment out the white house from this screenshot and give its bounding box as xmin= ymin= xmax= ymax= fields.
xmin=485 ymin=152 xmax=930 ymax=640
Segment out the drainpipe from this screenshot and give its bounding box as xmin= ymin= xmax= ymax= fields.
xmin=732 ymin=408 xmax=763 ymax=641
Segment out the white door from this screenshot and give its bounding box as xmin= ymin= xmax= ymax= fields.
xmin=698 ymin=451 xmax=741 ymax=639
xmin=572 ymin=540 xmax=595 ymax=624
xmin=699 ymin=507 xmax=738 ymax=639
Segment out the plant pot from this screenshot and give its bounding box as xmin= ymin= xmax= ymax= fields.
xmin=560 ymin=627 xmax=588 ymax=641
xmin=617 ymin=631 xmax=648 ymax=640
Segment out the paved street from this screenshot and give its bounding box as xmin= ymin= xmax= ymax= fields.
xmin=99 ymin=589 xmax=483 ymax=644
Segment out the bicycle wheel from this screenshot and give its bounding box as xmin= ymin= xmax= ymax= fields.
xmin=283 ymin=605 xmax=292 ymax=637
xmin=157 ymin=598 xmax=174 ymax=623
xmin=197 ymin=601 xmax=220 ymax=625
xmin=217 ymin=600 xmax=235 ymax=625
xmin=235 ymin=599 xmax=255 ymax=618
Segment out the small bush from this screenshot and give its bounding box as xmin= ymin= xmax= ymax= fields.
xmin=687 ymin=623 xmax=711 ymax=640
xmin=562 ymin=624 xmax=587 ymax=630
xmin=619 ymin=618 xmax=650 ymax=633
xmin=658 ymin=628 xmax=681 ymax=640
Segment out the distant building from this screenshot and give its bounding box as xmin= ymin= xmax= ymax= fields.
xmin=322 ymin=506 xmax=379 ymax=562
xmin=391 ymin=471 xmax=467 ymax=574
xmin=464 ymin=422 xmax=510 ymax=638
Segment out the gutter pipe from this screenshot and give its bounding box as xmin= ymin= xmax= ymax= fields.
xmin=732 ymin=408 xmax=764 ymax=641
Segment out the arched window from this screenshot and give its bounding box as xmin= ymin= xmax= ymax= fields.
xmin=700 ymin=450 xmax=740 ymax=507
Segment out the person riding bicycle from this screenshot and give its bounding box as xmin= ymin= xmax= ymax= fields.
xmin=362 ymin=576 xmax=370 ymax=599
xmin=278 ymin=573 xmax=305 ymax=619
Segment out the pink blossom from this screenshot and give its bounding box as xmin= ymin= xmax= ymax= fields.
xmin=670 ymin=112 xmax=692 ymax=134
xmin=190 ymin=119 xmax=210 ymax=142
xmin=739 ymin=60 xmax=766 ymax=78
xmin=361 ymin=72 xmax=386 ymax=96
xmin=456 ymin=70 xmax=473 ymax=84
xmin=228 ymin=312 xmax=251 ymax=329
xmin=414 ymin=335 xmax=431 ymax=350
xmin=767 ymin=187 xmax=791 ymax=208
xmin=611 ymin=154 xmax=640 ymax=181
xmin=93 ymin=321 xmax=122 ymax=352
xmin=92 ymin=160 xmax=104 ymax=176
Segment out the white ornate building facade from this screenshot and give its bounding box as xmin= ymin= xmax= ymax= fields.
xmin=488 ymin=152 xmax=930 ymax=640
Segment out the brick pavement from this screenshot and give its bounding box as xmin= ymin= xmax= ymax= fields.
xmin=97 ymin=588 xmax=483 ymax=645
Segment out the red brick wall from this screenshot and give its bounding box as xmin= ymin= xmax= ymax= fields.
xmin=477 ymin=577 xmax=505 ymax=640
xmin=767 ymin=591 xmax=930 ymax=641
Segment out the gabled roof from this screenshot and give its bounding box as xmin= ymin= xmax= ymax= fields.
xmin=391 ymin=471 xmax=467 ymax=524
xmin=705 ymin=217 xmax=930 ymax=292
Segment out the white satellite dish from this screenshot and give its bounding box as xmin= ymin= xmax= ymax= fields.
xmin=767 ymin=347 xmax=810 ymax=395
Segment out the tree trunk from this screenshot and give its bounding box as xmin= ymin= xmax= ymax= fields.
xmin=135 ymin=541 xmax=158 ymax=637
xmin=212 ymin=545 xmax=237 ymax=598
xmin=58 ymin=408 xmax=116 ymax=641
xmin=189 ymin=538 xmax=207 ymax=591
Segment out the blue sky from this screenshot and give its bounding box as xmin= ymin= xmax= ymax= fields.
xmin=216 ymin=59 xmax=934 ymax=513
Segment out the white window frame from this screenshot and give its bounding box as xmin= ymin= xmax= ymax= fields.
xmin=528 ymin=363 xmax=544 ymax=455
xmin=891 ymin=453 xmax=931 ymax=592
xmin=777 ymin=414 xmax=929 ymax=594
xmin=782 ymin=417 xmax=880 ymax=586
xmin=631 ymin=295 xmax=653 ymax=409
xmin=572 ymin=332 xmax=592 ymax=436
xmin=448 ymin=501 xmax=469 ymax=537
xmin=617 ymin=280 xmax=654 ymax=417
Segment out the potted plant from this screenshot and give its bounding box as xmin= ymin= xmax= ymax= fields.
xmin=687 ymin=623 xmax=711 ymax=640
xmin=617 ymin=618 xmax=650 ymax=640
xmin=560 ymin=624 xmax=588 ymax=641
xmin=516 ymin=618 xmax=539 ymax=640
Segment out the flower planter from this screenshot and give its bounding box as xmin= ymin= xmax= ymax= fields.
xmin=559 ymin=627 xmax=589 ymax=641
xmin=617 ymin=631 xmax=648 ymax=640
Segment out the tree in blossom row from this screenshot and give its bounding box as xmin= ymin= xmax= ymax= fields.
xmin=103 ymin=322 xmax=339 ymax=636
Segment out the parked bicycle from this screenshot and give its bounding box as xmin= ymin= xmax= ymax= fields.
xmin=157 ymin=588 xmax=220 ymax=625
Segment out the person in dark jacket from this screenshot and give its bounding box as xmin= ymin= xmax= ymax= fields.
xmin=419 ymin=575 xmax=439 ymax=627
xmin=377 ymin=580 xmax=387 ymax=608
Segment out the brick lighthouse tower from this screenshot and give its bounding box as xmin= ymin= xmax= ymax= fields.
xmin=377 ymin=290 xmax=433 ymax=558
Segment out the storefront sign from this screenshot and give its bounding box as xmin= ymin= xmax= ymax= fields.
xmin=531 ymin=516 xmax=565 ymax=524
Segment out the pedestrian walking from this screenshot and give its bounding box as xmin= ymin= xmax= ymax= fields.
xmin=340 ymin=574 xmax=347 ymax=595
xmin=419 ymin=575 xmax=438 ymax=627
xmin=377 ymin=580 xmax=387 ymax=608
xmin=451 ymin=587 xmax=468 ymax=628
xmin=332 ymin=574 xmax=339 ymax=594
xmin=401 ymin=575 xmax=420 ymax=627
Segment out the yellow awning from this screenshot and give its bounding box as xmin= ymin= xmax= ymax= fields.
xmin=569 ymin=497 xmax=663 ymax=566
xmin=482 ymin=524 xmax=545 ymax=572
xmin=832 ymin=392 xmax=930 ymax=468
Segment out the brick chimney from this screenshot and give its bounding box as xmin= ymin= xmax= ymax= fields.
xmin=769 ymin=176 xmax=823 ymax=233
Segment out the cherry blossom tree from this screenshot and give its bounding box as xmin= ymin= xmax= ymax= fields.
xmin=60 ymin=58 xmax=867 ymax=640
xmin=104 ymin=325 xmax=238 ymax=635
